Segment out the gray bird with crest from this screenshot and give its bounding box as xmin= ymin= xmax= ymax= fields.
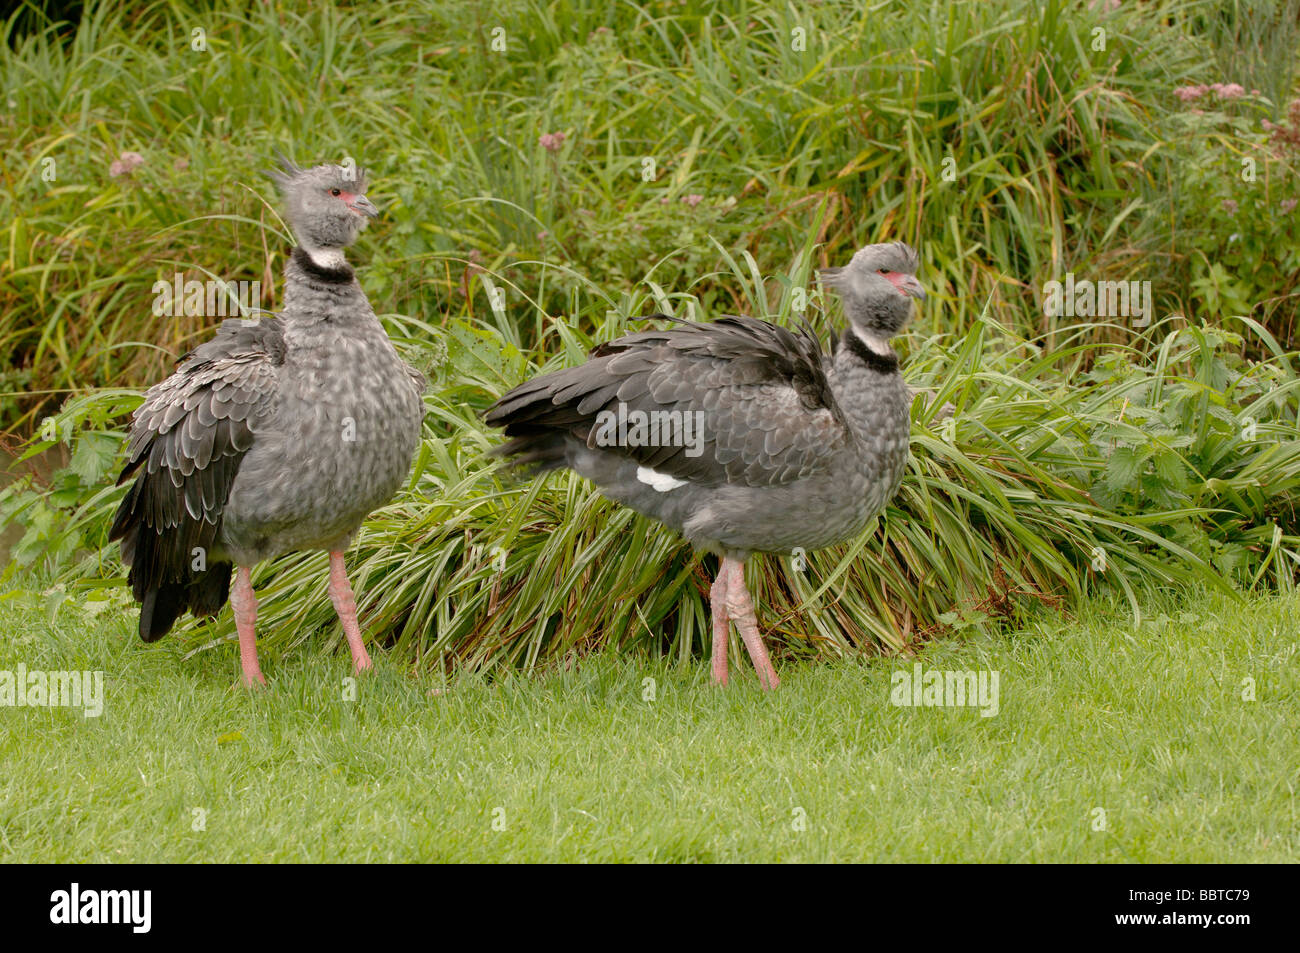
xmin=110 ymin=157 xmax=426 ymax=686
xmin=486 ymin=242 xmax=924 ymax=689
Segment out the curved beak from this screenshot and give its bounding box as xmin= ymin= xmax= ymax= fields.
xmin=900 ymin=275 xmax=926 ymax=300
xmin=349 ymin=195 xmax=380 ymax=218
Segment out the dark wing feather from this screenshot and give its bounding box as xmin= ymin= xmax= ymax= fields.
xmin=109 ymin=318 xmax=285 ymax=641
xmin=486 ymin=315 xmax=852 ymax=488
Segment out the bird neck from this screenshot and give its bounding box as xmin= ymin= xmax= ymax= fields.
xmin=286 ymin=246 xmax=356 ymax=289
xmin=299 ymin=243 xmax=350 ymax=271
xmin=840 ymin=326 xmax=899 ymax=374
xmin=279 ymin=246 xmax=374 ymax=334
xmin=830 ymin=327 xmax=908 ymax=446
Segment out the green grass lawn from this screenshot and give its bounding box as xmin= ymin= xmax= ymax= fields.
xmin=0 ymin=585 xmax=1295 ymax=862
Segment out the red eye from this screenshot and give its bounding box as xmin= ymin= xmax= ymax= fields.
xmin=330 ymin=188 xmax=341 ymax=196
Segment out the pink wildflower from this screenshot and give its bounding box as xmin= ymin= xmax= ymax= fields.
xmin=109 ymin=151 xmax=145 ymax=177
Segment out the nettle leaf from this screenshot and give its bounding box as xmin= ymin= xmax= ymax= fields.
xmin=1104 ymin=446 xmax=1147 ymax=495
xmin=1145 ymin=428 xmax=1181 ymax=449
xmin=1090 ymin=481 xmax=1121 ymax=511
xmin=13 ymin=509 xmax=56 ymax=566
xmin=1124 ymin=405 xmax=1161 ymax=424
xmin=1170 ymin=520 xmax=1212 ymax=561
xmin=1141 ymin=473 xmax=1183 ymax=507
xmin=1152 ymin=451 xmax=1189 ymax=490
xmin=1206 ymin=404 xmax=1240 ymax=428
xmin=402 ymin=334 xmax=450 ymax=385
xmin=1081 ymin=350 xmax=1133 ymax=385
xmin=445 ymin=320 xmax=525 ymax=386
xmin=0 ymin=485 xmax=38 ymax=524
xmin=49 ymin=487 xmax=85 ymax=508
xmin=1184 ymin=380 xmax=1230 ymax=408
xmin=1212 ymin=543 xmax=1253 ymax=577
xmin=67 ymin=432 xmax=120 ymax=486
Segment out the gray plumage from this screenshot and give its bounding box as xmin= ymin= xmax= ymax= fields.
xmin=111 ymin=158 xmax=426 ymax=643
xmin=486 ymin=241 xmax=925 ymax=689
xmin=487 ymin=243 xmax=921 ymax=560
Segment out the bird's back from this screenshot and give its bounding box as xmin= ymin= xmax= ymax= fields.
xmin=488 ymin=315 xmax=909 ymax=557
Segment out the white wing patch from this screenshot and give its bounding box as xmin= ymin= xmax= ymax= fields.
xmin=636 ymin=466 xmax=687 ymax=492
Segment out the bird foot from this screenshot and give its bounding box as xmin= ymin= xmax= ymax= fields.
xmin=352 ymin=656 xmax=373 ymax=675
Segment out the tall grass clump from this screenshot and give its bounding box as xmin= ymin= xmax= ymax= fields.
xmin=4 ymin=0 xmax=1299 ymax=674
xmin=1 ymin=0 xmax=1282 ymax=428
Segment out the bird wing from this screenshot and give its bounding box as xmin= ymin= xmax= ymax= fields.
xmin=488 ymin=315 xmax=852 ymax=488
xmin=110 ymin=318 xmax=285 ymax=622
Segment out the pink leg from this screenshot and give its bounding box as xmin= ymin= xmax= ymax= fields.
xmin=328 ymin=550 xmax=373 ymax=673
xmin=710 ymin=569 xmax=730 ymax=686
xmin=725 ymin=558 xmax=780 ymax=691
xmin=230 ymin=566 xmax=265 ymax=687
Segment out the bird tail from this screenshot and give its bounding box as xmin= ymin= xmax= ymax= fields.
xmin=134 ymin=565 xmax=233 ymax=643
xmin=485 ymin=371 xmax=587 ymax=476
xmin=484 ymin=317 xmax=680 ymax=475
xmin=137 ymin=582 xmax=186 ymax=643
xmin=490 ymin=431 xmax=569 ymax=476
xmin=110 ymin=462 xmax=233 ymax=643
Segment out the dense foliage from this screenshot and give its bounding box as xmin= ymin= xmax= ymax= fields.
xmin=3 ymin=0 xmax=1298 ymax=671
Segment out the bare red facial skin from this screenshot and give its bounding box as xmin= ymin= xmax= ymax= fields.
xmin=881 ymin=271 xmax=907 ymax=294
xmin=336 ymin=190 xmax=370 ymax=215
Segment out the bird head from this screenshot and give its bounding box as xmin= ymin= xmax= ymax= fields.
xmin=266 ymin=155 xmax=378 ymax=252
xmin=819 ymin=241 xmax=925 ymax=338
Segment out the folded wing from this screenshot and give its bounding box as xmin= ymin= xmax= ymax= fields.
xmin=486 ymin=315 xmax=852 ymax=488
xmin=109 ymin=318 xmax=285 ymax=641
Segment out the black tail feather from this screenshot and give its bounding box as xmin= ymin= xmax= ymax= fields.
xmin=112 ymin=458 xmax=235 ymax=643
xmin=136 ymin=563 xmax=233 ymax=643
xmin=491 ymin=431 xmax=569 ymax=476
xmin=190 ymin=563 xmax=232 ymax=617
xmin=139 ymin=583 xmax=186 ymax=643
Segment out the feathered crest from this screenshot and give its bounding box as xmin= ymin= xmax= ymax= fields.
xmin=264 ymin=151 xmax=303 ymax=192
xmin=263 ymin=152 xmax=368 ymax=193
